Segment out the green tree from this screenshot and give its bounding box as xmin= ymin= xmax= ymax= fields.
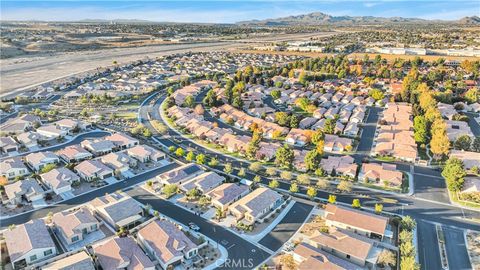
xmin=183 ymin=95 xmax=195 ymax=108
xmin=328 ymin=194 xmax=337 ymax=204
xmin=195 ymin=154 xmax=206 ymax=164
xmin=307 ymin=186 xmax=317 ymax=199
xmin=208 ymin=157 xmax=219 ymax=167
xmin=223 ymin=163 xmax=233 ymax=174
xmin=186 ymin=151 xmax=195 ymax=162
xmin=40 ymin=163 xmax=56 ymax=174
xmin=289 ymin=115 xmax=300 ymax=128
xmin=289 ymin=183 xmax=299 ymax=193
xmin=413 ymin=115 xmax=428 ymax=144
xmin=238 ymin=168 xmax=246 ymax=177
xmin=473 ymin=137 xmax=480 ymax=152
xmin=454 ymin=135 xmax=472 ymax=151
xmin=377 ymin=250 xmax=396 ymax=267
xmin=162 ymin=184 xmax=178 ymax=198
xmin=400 ymin=256 xmax=420 ymax=270
xmin=465 ymin=87 xmax=478 ymax=104
xmin=323 ymin=119 xmax=336 ymax=134
xmin=253 ymin=175 xmax=261 ymax=184
xmin=304 ymin=149 xmax=320 ymax=171
xmin=375 ymin=203 xmax=383 ymax=214
xmin=203 ymin=89 xmax=218 ymax=107
xmin=275 ymin=144 xmax=294 ymax=169
xmin=269 ymin=179 xmax=279 ymax=189
xmin=175 ymin=147 xmax=185 ymax=157
xmin=311 ymin=130 xmax=325 ymax=145
xmin=352 ymin=198 xmax=361 ymax=208
xmin=368 ymin=88 xmax=385 ymax=101
xmin=271 ymin=89 xmax=281 ymax=99
xmin=275 ymin=112 xmax=290 ymax=126
xmin=442 ymin=157 xmax=466 ymax=191
xmin=400 ymin=216 xmax=416 ymax=231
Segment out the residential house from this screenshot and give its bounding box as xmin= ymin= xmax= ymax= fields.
xmin=299 ymin=117 xmax=318 ymax=129
xmin=52 ymin=207 xmax=100 ymax=246
xmin=137 ymin=219 xmax=199 ymax=270
xmin=36 ymin=125 xmax=68 ymax=140
xmin=54 ymin=119 xmax=89 ymax=134
xmin=56 ymin=144 xmax=93 ymax=163
xmin=25 ymin=151 xmax=60 ymax=172
xmin=94 ymin=237 xmax=155 ymax=270
xmin=205 ymin=183 xmax=250 ymax=211
xmin=320 ymin=156 xmax=358 ymax=178
xmin=41 ymin=251 xmax=95 ymax=270
xmin=74 ymin=160 xmax=114 ymax=182
xmin=0 ymin=114 xmax=41 ymax=135
xmin=461 ymin=177 xmax=480 ymax=194
xmin=40 ymin=167 xmax=79 ymax=195
xmin=445 ymin=120 xmax=474 ymax=141
xmin=101 ymin=152 xmax=137 ymax=176
xmin=4 ymin=219 xmax=57 ymax=269
xmin=286 ymin=129 xmax=312 ymax=146
xmin=16 ymin=131 xmax=43 ymax=149
xmin=89 ymin=192 xmax=143 ymax=228
xmin=308 ymin=228 xmax=380 ymax=267
xmin=229 ymin=187 xmax=283 ymax=225
xmin=450 ymin=150 xmax=480 ymax=170
xmin=359 ymin=163 xmax=403 ymax=187
xmin=0 ymin=157 xmax=29 ymax=180
xmin=438 ymin=102 xmax=457 ymax=120
xmin=105 ymin=133 xmax=139 ymax=150
xmin=324 ymin=134 xmax=352 ymax=153
xmin=180 ymin=171 xmax=225 ymax=194
xmin=126 ymin=145 xmax=165 ymax=163
xmin=80 ymin=139 xmax=116 ymax=156
xmin=3 ymin=178 xmax=44 ymax=205
xmin=156 ymin=163 xmax=204 ymax=186
xmin=0 ymin=137 xmax=19 ymax=154
xmin=324 ymin=204 xmax=392 ymax=240
xmin=292 ymin=242 xmax=354 ymax=270
xmin=343 ymin=122 xmax=359 ymax=137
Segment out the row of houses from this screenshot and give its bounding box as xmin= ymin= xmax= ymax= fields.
xmin=152 ymin=163 xmax=285 ymax=226
xmin=372 ymin=103 xmax=418 ymax=162
xmin=3 ymin=192 xmax=206 ymax=270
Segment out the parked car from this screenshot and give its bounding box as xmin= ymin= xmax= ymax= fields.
xmin=188 ymin=222 xmax=200 ymax=231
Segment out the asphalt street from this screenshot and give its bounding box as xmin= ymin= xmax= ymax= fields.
xmin=417 ymin=220 xmax=443 ymax=270
xmin=126 ymin=186 xmax=272 ymax=270
xmin=258 ymin=201 xmax=314 ymax=252
xmin=443 ymin=226 xmax=472 ymax=270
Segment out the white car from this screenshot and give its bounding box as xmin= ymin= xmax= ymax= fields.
xmin=189 ymin=222 xmax=200 ymax=231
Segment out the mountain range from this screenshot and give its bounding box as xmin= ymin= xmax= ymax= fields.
xmin=237 ymin=12 xmax=480 ymax=26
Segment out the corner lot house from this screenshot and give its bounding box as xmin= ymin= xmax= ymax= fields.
xmin=3 ymin=179 xmax=44 ymax=205
xmin=40 ymin=167 xmax=79 ymax=195
xmin=450 ymin=150 xmax=480 ymax=170
xmin=105 ymin=132 xmax=139 ymax=150
xmin=52 ymin=207 xmax=100 ymax=246
xmin=293 ymin=242 xmax=357 ymax=270
xmin=137 ymin=219 xmax=199 ymax=270
xmin=0 ymin=157 xmax=29 ymax=180
xmin=41 ymin=251 xmax=95 ymax=270
xmin=309 ymin=228 xmax=380 ymax=267
xmin=324 ymin=204 xmax=392 ymax=240
xmin=4 ymin=219 xmax=57 ymax=269
xmin=359 ymin=162 xmax=403 ymax=187
xmin=25 ymin=151 xmax=60 ymax=172
xmin=56 ymin=145 xmax=93 ymax=163
xmin=127 ymin=144 xmax=165 ymax=162
xmin=205 ymin=183 xmax=250 ymax=211
xmin=94 ymin=237 xmax=155 ymax=270
xmin=74 ymin=160 xmax=114 ymax=182
xmin=54 ymin=119 xmax=90 ymax=134
xmin=36 ymin=125 xmax=68 ymax=139
xmin=156 ymin=163 xmax=203 ymax=185
xmin=229 ymin=187 xmax=283 ymax=225
xmin=89 ymin=192 xmax=143 ymax=228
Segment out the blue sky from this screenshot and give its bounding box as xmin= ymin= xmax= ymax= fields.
xmin=1 ymin=1 xmax=479 ymax=23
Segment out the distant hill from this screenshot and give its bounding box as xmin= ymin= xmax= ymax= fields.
xmin=237 ymin=12 xmax=478 ymax=26
xmin=458 ymin=16 xmax=480 ymax=24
